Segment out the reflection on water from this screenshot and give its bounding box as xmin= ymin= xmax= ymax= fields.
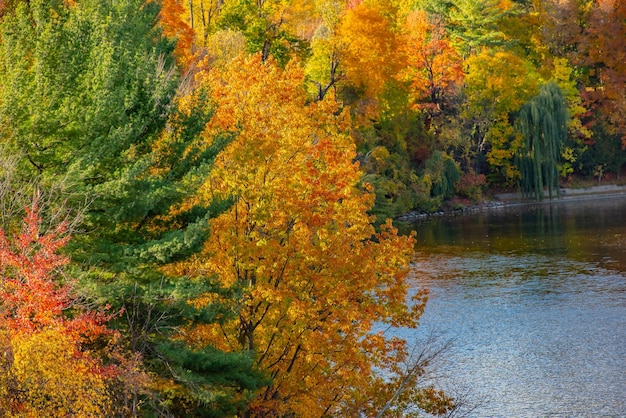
xmin=406 ymin=197 xmax=626 ymax=417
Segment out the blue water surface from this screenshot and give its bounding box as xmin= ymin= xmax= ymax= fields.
xmin=404 ymin=197 xmax=626 ymax=417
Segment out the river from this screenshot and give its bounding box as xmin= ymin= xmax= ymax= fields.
xmin=403 ymin=196 xmax=626 ymax=417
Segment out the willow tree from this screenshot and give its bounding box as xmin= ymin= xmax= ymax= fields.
xmin=516 ymin=82 xmax=568 ymax=200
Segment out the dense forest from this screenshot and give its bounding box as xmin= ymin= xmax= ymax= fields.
xmin=0 ymin=0 xmax=624 ymax=416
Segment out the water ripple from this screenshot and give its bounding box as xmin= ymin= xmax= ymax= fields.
xmin=404 ymin=199 xmax=626 ymax=417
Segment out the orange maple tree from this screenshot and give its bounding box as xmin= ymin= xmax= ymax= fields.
xmin=171 ymin=54 xmax=453 ymax=416
xmin=158 ymin=0 xmax=195 ymax=67
xmin=583 ymin=0 xmax=626 ymax=144
xmin=0 ymin=201 xmax=115 ymax=416
xmin=400 ymin=10 xmax=464 ymax=113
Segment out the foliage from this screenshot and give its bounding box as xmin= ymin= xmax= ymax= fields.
xmin=363 ymin=164 xmax=425 ymax=221
xmin=540 ymin=0 xmax=590 ymax=58
xmin=159 ymin=0 xmax=195 ymax=67
xmin=78 ymin=84 xmax=267 ymax=414
xmin=582 ymin=0 xmax=626 ymax=145
xmin=455 ymin=171 xmax=487 ymax=201
xmin=335 ymin=2 xmax=401 ymax=100
xmin=516 ymin=82 xmax=568 ymax=200
xmin=399 ymin=10 xmax=464 ymax=114
xmin=0 ymin=202 xmax=114 ymax=416
xmin=463 ymin=48 xmax=541 ymax=184
xmin=579 ymin=121 xmax=626 ymax=178
xmin=446 ymin=0 xmax=514 ymax=57
xmin=425 ymin=151 xmax=461 ymax=199
xmin=360 ymin=88 xmax=445 ymax=216
xmin=0 ymin=0 xmax=266 ymax=414
xmin=550 ymin=57 xmax=591 ymax=142
xmin=305 ymin=26 xmax=341 ymax=101
xmin=1 ymin=0 xmax=625 ymax=414
xmin=205 ymin=29 xmax=248 ymax=68
xmin=0 ymin=0 xmax=178 ymax=182
xmin=185 ymin=54 xmax=453 ymax=417
xmin=498 ymin=1 xmax=547 ymax=66
xmin=216 ymin=0 xmax=306 ymax=64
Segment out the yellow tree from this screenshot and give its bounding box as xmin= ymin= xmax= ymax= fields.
xmin=335 ymin=2 xmax=401 ymax=99
xmin=307 ymin=0 xmax=402 ymax=113
xmin=0 ymin=202 xmax=115 ymax=416
xmin=178 ymin=54 xmax=452 ymax=416
xmin=179 ymin=0 xmax=316 ymax=63
xmin=549 ymin=57 xmax=591 ymax=177
xmin=183 ymin=0 xmax=222 ymax=47
xmin=463 ymin=48 xmax=541 ymax=182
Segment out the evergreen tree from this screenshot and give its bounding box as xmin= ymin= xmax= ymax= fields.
xmin=446 ymin=0 xmax=514 ymax=57
xmin=516 ymin=82 xmax=568 ymax=200
xmin=0 ymin=0 xmax=266 ymax=414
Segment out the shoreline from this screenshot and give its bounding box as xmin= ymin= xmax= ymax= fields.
xmin=396 ymin=184 xmax=626 ymax=222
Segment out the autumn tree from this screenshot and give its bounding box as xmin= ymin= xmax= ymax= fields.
xmin=582 ymin=0 xmax=626 ymax=145
xmin=183 ymin=0 xmax=222 ymax=47
xmin=214 ymin=0 xmax=306 ymax=63
xmin=159 ymin=0 xmax=196 ymax=67
xmin=0 ymin=0 xmax=266 ymax=414
xmin=400 ymin=10 xmax=463 ymax=114
xmin=306 ymin=25 xmax=342 ymax=101
xmin=547 ymin=57 xmax=591 ymax=177
xmin=360 ymin=90 xmax=439 ymax=220
xmin=335 ymin=2 xmax=401 ymax=100
xmin=306 ymin=1 xmax=419 ymax=219
xmin=462 ymin=48 xmax=541 ymax=182
xmin=180 ymin=53 xmax=454 ymax=417
xmin=0 ymin=200 xmax=115 ymax=416
xmin=541 ymin=0 xmax=590 ymax=59
xmin=497 ymin=0 xmax=549 ymax=67
xmin=306 ymin=0 xmax=402 ymax=109
xmin=398 ymin=7 xmax=464 ymax=160
xmin=307 ymin=2 xmax=466 ymax=215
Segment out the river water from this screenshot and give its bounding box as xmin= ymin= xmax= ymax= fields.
xmin=404 ymin=196 xmax=626 ymax=417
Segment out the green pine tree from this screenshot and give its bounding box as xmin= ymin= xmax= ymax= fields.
xmin=0 ymin=0 xmax=267 ymax=414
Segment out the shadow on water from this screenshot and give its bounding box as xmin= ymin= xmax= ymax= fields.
xmin=400 ymin=196 xmax=626 ymax=417
xmin=404 ymin=197 xmax=626 ymax=272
